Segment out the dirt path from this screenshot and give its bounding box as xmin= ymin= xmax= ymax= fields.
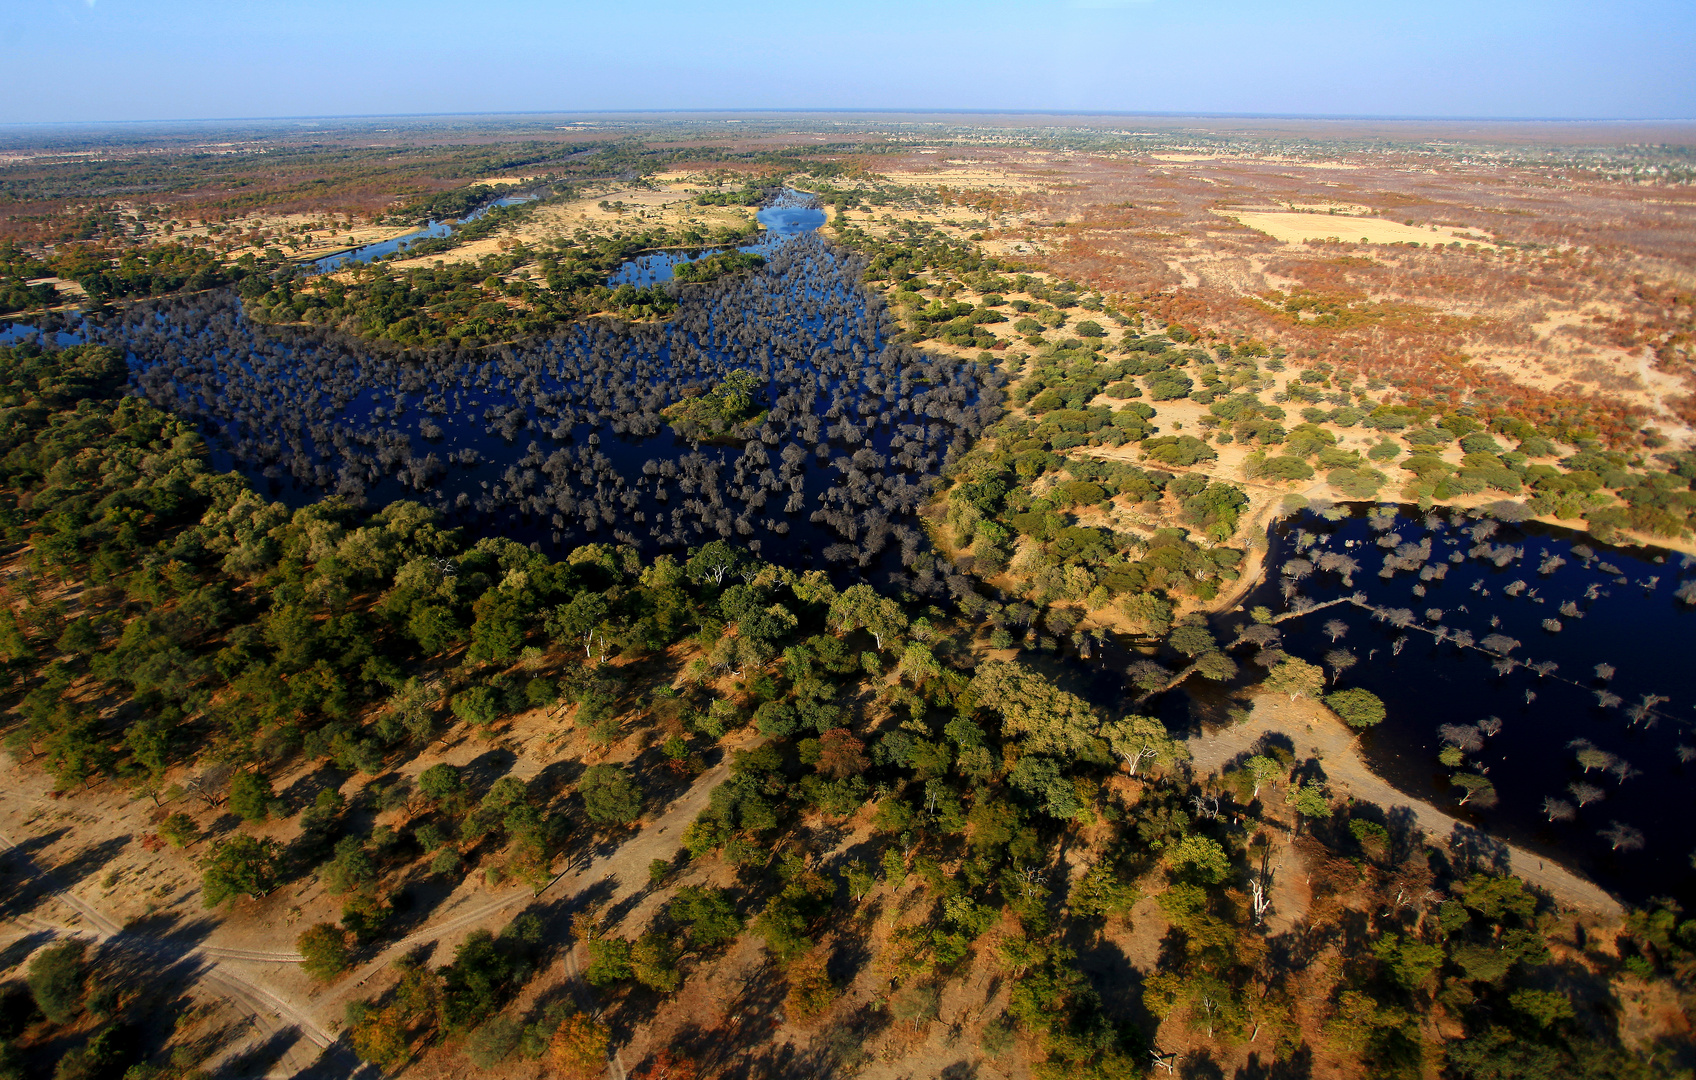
xmin=1188 ymin=692 xmax=1625 ymax=917
xmin=0 ymin=825 xmax=355 ymax=1076
xmin=0 ymin=732 xmax=744 ymax=1079
xmin=319 ymin=741 xmax=747 ymax=1014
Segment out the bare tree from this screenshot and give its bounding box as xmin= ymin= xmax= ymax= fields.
xmin=1248 ymin=873 xmax=1273 ymax=925
xmin=1599 ymin=822 xmax=1645 ymax=852
xmin=1567 ymin=781 xmax=1604 ymax=807
xmin=1323 ymin=618 xmax=1349 ymax=642
xmin=1480 ymin=633 xmax=1520 ymax=655
xmin=1324 ymin=648 xmax=1356 ymax=683
xmin=1542 ymin=797 xmax=1576 ymax=823
xmin=187 ymin=764 xmax=232 ymax=809
xmin=1593 ymin=662 xmax=1616 ymax=681
xmin=1439 ymin=724 xmax=1484 ymax=752
xmin=1477 ymin=716 xmax=1503 ymax=738
xmin=1569 ymin=739 xmax=1615 ymax=773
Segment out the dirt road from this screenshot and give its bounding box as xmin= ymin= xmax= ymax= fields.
xmin=0 ymin=826 xmax=358 ymax=1076
xmin=0 ymin=736 xmax=743 ymax=1078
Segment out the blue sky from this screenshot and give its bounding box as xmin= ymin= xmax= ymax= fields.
xmin=4 ymin=0 xmax=1692 ymax=123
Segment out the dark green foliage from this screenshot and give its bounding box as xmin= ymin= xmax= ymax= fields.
xmin=437 ymin=919 xmax=542 ymax=1034
xmin=27 ymin=940 xmax=85 ymax=1025
xmin=583 ymin=937 xmax=632 ymax=986
xmin=753 ymin=855 xmax=835 ymax=961
xmin=1142 ymin=435 xmax=1217 ymax=467
xmin=1327 ymin=687 xmax=1387 ymax=728
xmin=227 ymin=769 xmax=274 ymax=823
xmin=1145 ymin=369 xmax=1194 ymax=401
xmin=320 ymin=835 xmax=377 ymax=896
xmin=672 ymin=250 xmax=765 ymax=285
xmin=663 ymin=370 xmax=765 ymax=441
xmin=200 ymin=834 xmax=281 ymax=906
xmin=578 ymin=764 xmax=642 ymax=825
xmin=666 ymin=886 xmax=744 ymax=951
xmin=297 ymin=923 xmax=352 ymax=982
xmin=48 ymin=1023 xmax=130 ymax=1080
xmin=466 ymin=1013 xmax=523 ymax=1069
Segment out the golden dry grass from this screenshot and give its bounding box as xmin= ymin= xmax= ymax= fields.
xmin=1223 ymin=209 xmax=1498 ymax=248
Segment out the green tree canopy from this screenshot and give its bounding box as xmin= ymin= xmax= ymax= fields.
xmin=1326 ymin=687 xmax=1386 ymax=729
xmin=579 ymin=764 xmax=642 ymax=826
xmin=201 ymin=834 xmax=282 ymax=907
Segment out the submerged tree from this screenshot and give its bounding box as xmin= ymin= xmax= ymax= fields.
xmin=1570 ymin=739 xmax=1615 ymax=774
xmin=1452 ymin=772 xmax=1497 ymax=808
xmin=1567 ymin=781 xmax=1605 ymax=807
xmin=1323 ymin=648 xmax=1356 ymax=684
xmin=1599 ymin=822 xmax=1645 ymax=852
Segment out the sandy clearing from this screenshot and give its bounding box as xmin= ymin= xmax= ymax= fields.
xmin=1188 ymin=692 xmax=1624 ymax=917
xmin=1216 ymin=209 xmax=1497 ymax=248
xmin=381 ymin=185 xmax=755 ymax=272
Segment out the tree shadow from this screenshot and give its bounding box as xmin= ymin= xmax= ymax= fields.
xmin=378 ymin=864 xmax=489 ymax=943
xmin=214 ymin=1025 xmax=305 ymax=1079
xmin=460 ymin=747 xmax=520 ymax=797
xmin=276 ymin=764 xmax=348 ymax=818
xmin=1180 ymin=1048 xmax=1225 ymax=1079
xmin=1385 ymin=806 xmax=1425 ymax=866
xmin=1448 ymin=823 xmax=1510 ymax=877
xmin=0 ymin=826 xmax=70 ymax=919
xmin=1070 ymin=931 xmax=1154 ymax=1032
xmin=0 ymin=981 xmax=40 ymax=1038
xmin=53 ymin=833 xmax=133 ymax=892
xmin=0 ymin=933 xmax=52 ymax=978
xmin=1234 ymin=1043 xmax=1314 ymax=1079
xmin=684 ymin=957 xmax=790 ymax=1078
xmin=117 ymin=909 xmax=221 ymax=953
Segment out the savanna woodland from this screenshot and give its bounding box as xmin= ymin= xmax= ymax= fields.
xmin=0 ymin=113 xmax=1691 ymax=1080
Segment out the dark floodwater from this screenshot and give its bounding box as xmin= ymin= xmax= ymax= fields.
xmin=309 ymin=194 xmax=537 ymax=272
xmin=1235 ymin=505 xmax=1696 ymax=907
xmin=1 ymin=193 xmax=995 ymax=585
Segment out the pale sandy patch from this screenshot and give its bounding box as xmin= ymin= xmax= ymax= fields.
xmin=1188 ymin=692 xmax=1624 ymax=917
xmin=1219 ymin=209 xmax=1498 ymax=248
xmin=25 ymin=276 xmax=86 ymax=299
xmin=383 ymin=184 xmax=754 ymax=271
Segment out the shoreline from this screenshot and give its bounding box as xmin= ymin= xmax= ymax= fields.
xmin=1189 ymin=691 xmax=1625 ymax=918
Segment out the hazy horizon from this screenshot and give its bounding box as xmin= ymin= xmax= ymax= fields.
xmin=6 ymin=0 xmax=1693 ymax=125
